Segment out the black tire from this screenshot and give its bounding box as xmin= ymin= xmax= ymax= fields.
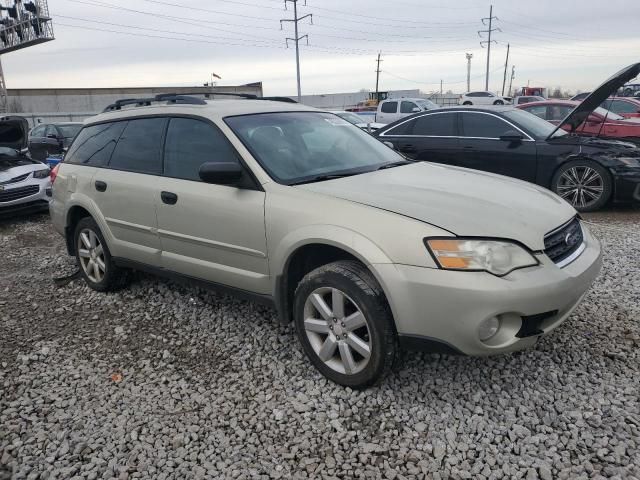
xmin=74 ymin=217 xmax=129 ymax=292
xmin=293 ymin=260 xmax=397 ymax=388
xmin=493 ymin=100 xmax=504 ymax=105
xmin=551 ymin=160 xmax=612 ymax=212
xmin=462 ymin=101 xmax=473 ymax=105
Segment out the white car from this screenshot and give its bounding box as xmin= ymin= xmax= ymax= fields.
xmin=0 ymin=116 xmax=51 ymax=218
xmin=460 ymin=91 xmax=511 ymax=106
xmin=376 ymin=97 xmax=440 ymax=124
xmin=329 ymin=111 xmax=386 ymax=133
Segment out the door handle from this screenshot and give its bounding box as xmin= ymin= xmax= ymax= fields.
xmin=161 ymin=191 xmax=178 ymax=205
xmin=463 ymin=146 xmax=475 ymax=150
xmin=95 ymin=180 xmax=107 ymax=192
xmin=400 ymin=144 xmax=416 ymax=152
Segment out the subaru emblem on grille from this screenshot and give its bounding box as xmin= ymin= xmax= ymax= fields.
xmin=565 ymin=232 xmax=577 ymax=247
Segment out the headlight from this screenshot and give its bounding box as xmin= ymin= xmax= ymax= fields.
xmin=32 ymin=168 xmax=50 ymax=179
xmin=618 ymin=158 xmax=640 ymax=167
xmin=425 ymin=238 xmax=539 ymax=276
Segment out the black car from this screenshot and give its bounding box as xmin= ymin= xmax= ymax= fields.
xmin=374 ymin=63 xmax=640 ymax=212
xmin=28 ymin=122 xmax=82 ymax=161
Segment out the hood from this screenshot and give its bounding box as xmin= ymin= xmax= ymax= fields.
xmin=297 ymin=162 xmax=576 ymax=250
xmin=0 ymin=115 xmax=29 ymax=150
xmin=551 ymin=62 xmax=640 ymax=139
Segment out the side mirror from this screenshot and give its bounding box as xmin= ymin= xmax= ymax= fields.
xmin=199 ymin=162 xmax=243 ymax=185
xmin=499 ymin=131 xmax=524 ymax=143
xmin=411 ymin=107 xmax=421 ymax=113
xmin=383 ymin=141 xmax=395 ymax=149
xmin=46 ymin=133 xmax=58 ymax=140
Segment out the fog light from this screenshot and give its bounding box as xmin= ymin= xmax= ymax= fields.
xmin=479 ymin=316 xmax=500 ymax=341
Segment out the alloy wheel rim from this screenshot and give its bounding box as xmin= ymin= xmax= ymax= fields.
xmin=557 ymin=166 xmax=604 ymax=208
xmin=78 ymin=228 xmax=106 ymax=283
xmin=303 ymin=287 xmax=372 ymax=376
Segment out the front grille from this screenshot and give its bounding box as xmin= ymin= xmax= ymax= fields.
xmin=0 ymin=172 xmax=30 ymax=185
xmin=544 ymin=217 xmax=583 ymax=265
xmin=0 ymin=185 xmax=39 ymax=202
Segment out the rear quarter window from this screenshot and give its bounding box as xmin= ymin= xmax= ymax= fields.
xmin=381 ymin=101 xmax=398 ymax=113
xmin=64 ymin=122 xmax=127 ymax=167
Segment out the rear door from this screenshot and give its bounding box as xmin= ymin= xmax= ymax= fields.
xmin=380 ymin=111 xmax=460 ymax=164
xmin=458 ymin=111 xmax=537 ymax=181
xmin=42 ymin=125 xmax=63 ymax=157
xmin=155 ymin=116 xmax=269 ymax=294
xmin=377 ymin=100 xmax=398 ymax=124
xmin=92 ymin=117 xmax=165 ymax=266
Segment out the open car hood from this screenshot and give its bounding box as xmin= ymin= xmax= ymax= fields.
xmin=548 ymin=62 xmax=640 ymax=140
xmin=0 ymin=115 xmax=29 ymax=151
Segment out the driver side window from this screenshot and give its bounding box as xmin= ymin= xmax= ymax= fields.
xmin=400 ymin=101 xmax=417 ymax=113
xmin=164 ymin=117 xmax=240 ymax=182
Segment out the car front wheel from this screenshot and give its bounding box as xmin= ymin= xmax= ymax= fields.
xmin=294 ymin=261 xmax=396 ymax=388
xmin=551 ymin=160 xmax=612 ymax=212
xmin=462 ymin=101 xmax=472 ymax=105
xmin=493 ymin=100 xmax=504 ymax=105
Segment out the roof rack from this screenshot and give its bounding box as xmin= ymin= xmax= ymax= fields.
xmin=102 ymin=92 xmax=297 ymax=112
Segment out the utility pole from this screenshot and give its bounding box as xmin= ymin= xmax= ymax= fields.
xmin=465 ymin=53 xmax=473 ymax=92
xmin=501 ymin=43 xmax=510 ymax=96
xmin=508 ymin=66 xmax=515 ymax=97
xmin=440 ymin=79 xmax=443 ymax=95
xmin=281 ymin=0 xmax=312 ymax=102
xmin=375 ymin=52 xmax=382 ymax=102
xmin=478 ymin=5 xmax=499 ymax=91
xmin=0 ymin=58 xmax=7 ymax=113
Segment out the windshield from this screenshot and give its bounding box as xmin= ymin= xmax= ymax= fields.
xmin=57 ymin=124 xmax=82 ymax=138
xmin=503 ymin=109 xmax=568 ymax=139
xmin=334 ymin=112 xmax=365 ymax=125
xmin=416 ymin=99 xmax=438 ymax=109
xmin=225 ymin=112 xmax=405 ymax=185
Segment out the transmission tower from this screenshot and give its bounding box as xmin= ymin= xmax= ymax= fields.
xmin=478 ymin=5 xmax=499 ymax=91
xmin=280 ymin=0 xmax=312 ymax=102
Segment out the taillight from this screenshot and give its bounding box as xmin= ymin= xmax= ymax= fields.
xmin=50 ymin=164 xmax=59 ymax=183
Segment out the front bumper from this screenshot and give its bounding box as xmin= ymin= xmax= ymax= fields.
xmin=0 ymin=178 xmax=50 ymax=218
xmin=374 ymin=224 xmax=602 ymax=356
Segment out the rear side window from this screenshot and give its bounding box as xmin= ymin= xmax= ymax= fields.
xmin=64 ymin=122 xmax=126 ymax=166
xmin=605 ymin=100 xmax=637 ymax=114
xmin=109 ymin=118 xmax=165 ymax=174
xmin=381 ymin=101 xmax=397 ymax=113
xmin=412 ymin=113 xmax=457 ymax=136
xmin=461 ymin=113 xmax=513 ymax=138
xmin=400 ymin=101 xmax=417 ymax=113
xmin=164 ymin=117 xmax=239 ymax=181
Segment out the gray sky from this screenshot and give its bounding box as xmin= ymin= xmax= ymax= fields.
xmin=4 ymin=0 xmax=640 ymax=96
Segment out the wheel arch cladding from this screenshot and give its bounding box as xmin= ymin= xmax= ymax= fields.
xmin=65 ymin=205 xmax=93 ymax=255
xmin=274 ymin=239 xmax=392 ymax=326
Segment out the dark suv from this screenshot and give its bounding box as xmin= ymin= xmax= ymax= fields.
xmin=28 ymin=122 xmax=82 ymax=161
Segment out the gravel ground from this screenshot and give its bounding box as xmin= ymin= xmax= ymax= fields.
xmin=1 ymin=210 xmax=639 ymax=480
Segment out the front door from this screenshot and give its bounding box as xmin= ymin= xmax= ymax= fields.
xmin=457 ymin=111 xmax=537 ymax=182
xmin=28 ymin=124 xmax=47 ymax=160
xmin=155 ymin=117 xmax=269 ymax=294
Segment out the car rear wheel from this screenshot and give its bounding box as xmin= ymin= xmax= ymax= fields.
xmin=293 ymin=261 xmax=396 ymax=388
xmin=551 ymin=160 xmax=612 ymax=212
xmin=462 ymin=101 xmax=472 ymax=105
xmin=74 ymin=217 xmax=129 ymax=291
xmin=493 ymin=100 xmax=504 ymax=105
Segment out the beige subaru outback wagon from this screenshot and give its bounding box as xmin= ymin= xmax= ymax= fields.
xmin=50 ymin=94 xmax=602 ymax=388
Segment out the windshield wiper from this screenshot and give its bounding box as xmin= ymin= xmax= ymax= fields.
xmin=290 ymin=172 xmax=362 ymax=186
xmin=376 ymin=160 xmax=413 ymax=170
